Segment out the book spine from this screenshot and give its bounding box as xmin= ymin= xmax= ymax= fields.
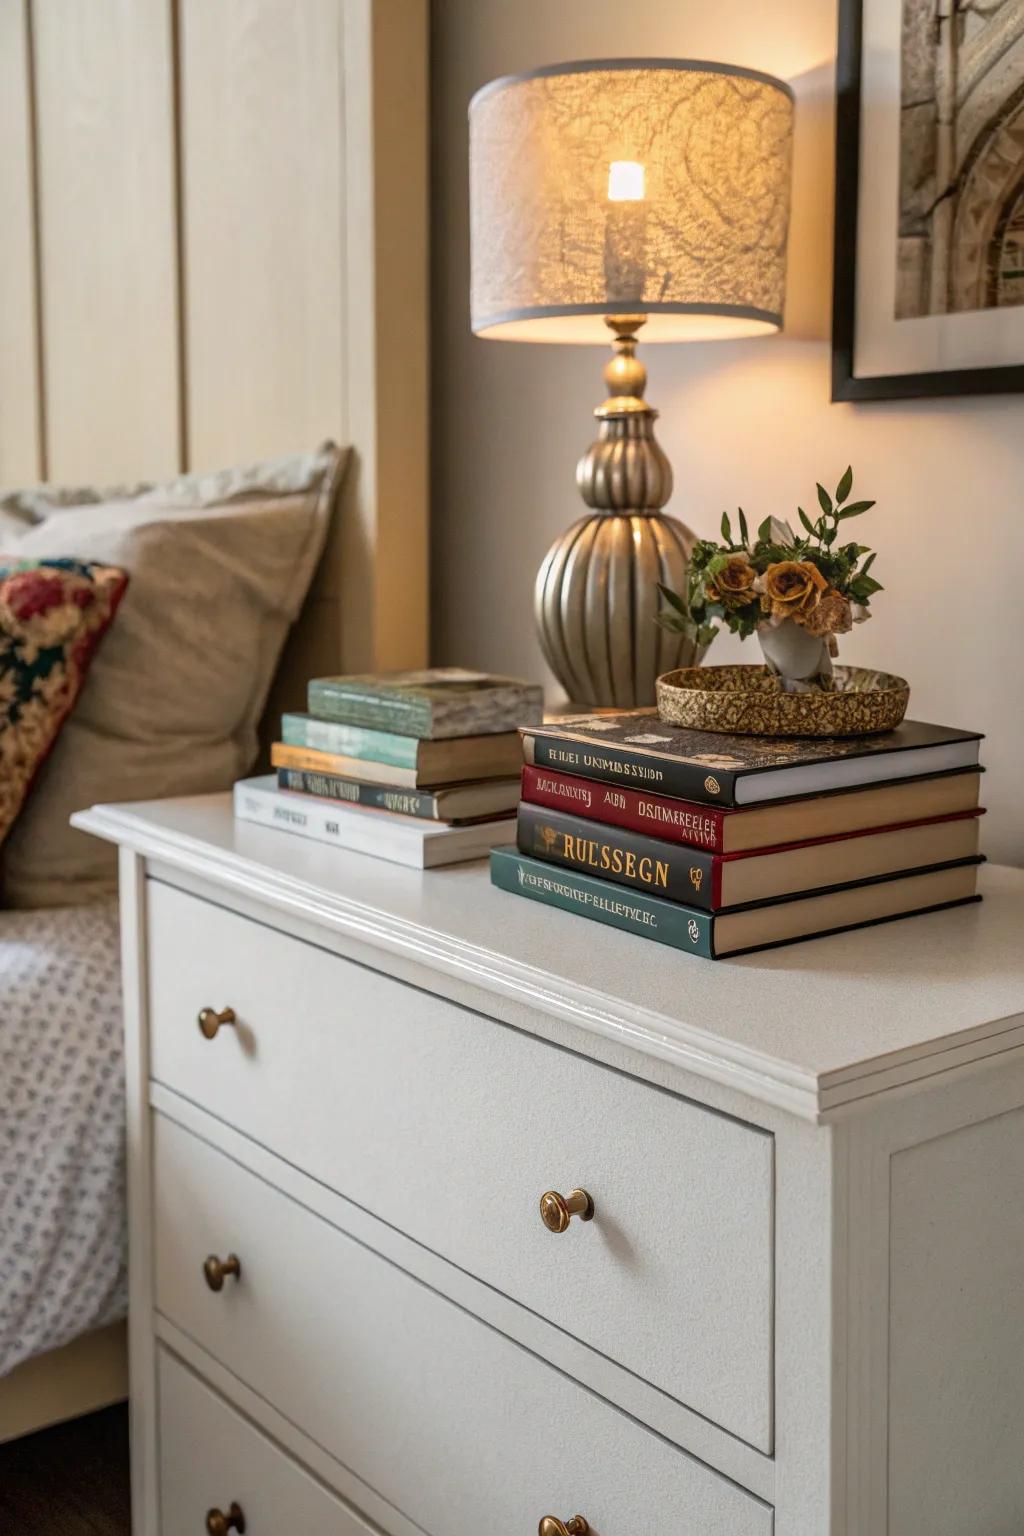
xmin=234 ymin=782 xmax=352 ymax=849
xmin=489 ymin=849 xmax=716 ymax=958
xmin=281 ymin=713 xmax=419 ymax=768
xmin=526 ymin=734 xmax=740 ymax=806
xmin=521 ymin=765 xmax=726 ymax=851
xmin=517 ymin=802 xmax=719 ymax=910
xmin=278 ymin=769 xmax=442 ymax=820
xmin=307 ymin=682 xmax=432 ymax=738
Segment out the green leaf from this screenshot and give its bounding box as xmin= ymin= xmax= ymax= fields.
xmin=837 ymin=500 xmax=875 ymax=519
xmin=720 ymin=511 xmax=732 ymax=543
xmin=738 ymin=507 xmax=749 ymax=547
xmin=798 ymin=506 xmax=817 ymax=537
xmin=757 ymin=516 xmax=772 ymax=543
xmin=835 ymin=465 xmax=853 ymax=504
xmin=850 ymin=574 xmax=883 ymax=598
xmin=816 ymin=483 xmax=833 ymax=517
xmin=696 ymin=623 xmax=719 ymax=647
xmin=657 ymin=582 xmax=689 ymax=616
xmin=859 ymin=550 xmax=876 ymax=575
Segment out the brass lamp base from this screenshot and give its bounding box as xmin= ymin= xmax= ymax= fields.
xmin=534 ymin=318 xmax=702 ymax=709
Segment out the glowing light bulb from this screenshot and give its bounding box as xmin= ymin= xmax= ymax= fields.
xmin=607 ymin=160 xmax=645 ymax=202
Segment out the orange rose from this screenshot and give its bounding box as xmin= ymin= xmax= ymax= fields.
xmin=706 ymin=554 xmax=758 ymax=609
xmin=800 ymin=588 xmax=853 ymax=638
xmin=755 ymin=560 xmax=828 ymax=626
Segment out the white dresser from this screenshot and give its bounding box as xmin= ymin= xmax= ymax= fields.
xmin=76 ymin=795 xmax=1024 ymax=1536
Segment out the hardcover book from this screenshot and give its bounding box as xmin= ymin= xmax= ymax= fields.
xmin=521 ymin=714 xmax=982 ymax=808
xmin=521 ymin=764 xmax=984 ymax=854
xmin=517 ymin=801 xmax=983 ymax=912
xmin=277 ymin=768 xmax=519 ymax=823
xmin=278 ymin=719 xmax=521 ymax=785
xmin=307 ymin=668 xmax=544 ymax=740
xmin=491 ymin=849 xmax=981 ymax=960
xmin=235 ymin=777 xmax=512 ymax=869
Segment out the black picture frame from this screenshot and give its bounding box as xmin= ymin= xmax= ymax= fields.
xmin=831 ymin=0 xmax=1024 ymax=402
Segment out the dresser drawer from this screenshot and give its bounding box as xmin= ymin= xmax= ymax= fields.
xmin=147 ymin=878 xmax=774 ymax=1450
xmin=153 ymin=1113 xmax=772 ymax=1536
xmin=157 ymin=1347 xmax=375 ymax=1536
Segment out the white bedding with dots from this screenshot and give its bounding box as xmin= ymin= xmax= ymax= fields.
xmin=0 ymin=899 xmax=126 ymax=1375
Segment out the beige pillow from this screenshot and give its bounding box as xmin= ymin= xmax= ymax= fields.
xmin=2 ymin=444 xmax=347 ymax=907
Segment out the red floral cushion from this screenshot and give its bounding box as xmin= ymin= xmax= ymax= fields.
xmin=0 ymin=558 xmax=128 ymax=847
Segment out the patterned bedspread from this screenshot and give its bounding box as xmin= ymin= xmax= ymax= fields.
xmin=0 ymin=899 xmax=126 ymax=1375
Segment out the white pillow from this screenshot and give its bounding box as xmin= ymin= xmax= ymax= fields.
xmin=1 ymin=444 xmax=347 ymax=907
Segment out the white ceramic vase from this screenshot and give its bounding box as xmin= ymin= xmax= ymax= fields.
xmin=757 ymin=617 xmax=833 ymax=692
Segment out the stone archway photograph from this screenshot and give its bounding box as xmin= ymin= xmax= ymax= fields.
xmin=897 ymin=0 xmax=1024 ymax=320
xmin=833 ymin=0 xmax=1024 ymax=399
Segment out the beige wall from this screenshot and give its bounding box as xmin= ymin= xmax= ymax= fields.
xmin=431 ymin=0 xmax=1024 ymax=865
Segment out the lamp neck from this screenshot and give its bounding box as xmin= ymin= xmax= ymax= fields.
xmin=598 ymin=315 xmax=651 ymax=419
xmin=576 ymin=314 xmax=673 ymax=514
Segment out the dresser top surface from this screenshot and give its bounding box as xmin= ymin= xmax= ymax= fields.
xmin=76 ymin=794 xmax=1024 ymax=1120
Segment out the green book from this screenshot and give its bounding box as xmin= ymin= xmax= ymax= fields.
xmin=307 ymin=668 xmax=544 ymax=740
xmin=491 ymin=848 xmax=714 ymax=957
xmin=490 ymin=849 xmax=980 ymax=960
xmin=278 ymin=717 xmax=522 ymax=785
xmin=282 ymin=713 xmax=421 ymax=767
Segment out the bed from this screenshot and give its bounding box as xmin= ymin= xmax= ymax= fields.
xmin=0 ymin=0 xmax=428 ymax=1441
xmin=0 ymin=902 xmax=125 ymax=1431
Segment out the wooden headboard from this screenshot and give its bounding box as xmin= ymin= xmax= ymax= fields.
xmin=0 ymin=0 xmax=429 ymax=680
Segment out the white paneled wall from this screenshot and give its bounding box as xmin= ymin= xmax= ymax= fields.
xmin=179 ymin=0 xmax=347 ymax=471
xmin=0 ymin=0 xmax=429 ymax=674
xmin=31 ymin=0 xmax=181 ymax=481
xmin=0 ymin=0 xmax=41 ymax=482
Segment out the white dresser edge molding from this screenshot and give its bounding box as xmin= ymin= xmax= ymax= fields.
xmin=73 ymin=800 xmax=1024 ymax=1123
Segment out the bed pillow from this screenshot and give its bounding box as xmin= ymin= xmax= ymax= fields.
xmin=1 ymin=443 xmax=347 ymax=908
xmin=0 ymin=558 xmax=128 ymax=849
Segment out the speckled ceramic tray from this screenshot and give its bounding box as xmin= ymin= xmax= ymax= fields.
xmin=656 ymin=665 xmax=910 ymax=738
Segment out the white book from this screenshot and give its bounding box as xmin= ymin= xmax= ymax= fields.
xmin=233 ymin=775 xmax=514 ymax=869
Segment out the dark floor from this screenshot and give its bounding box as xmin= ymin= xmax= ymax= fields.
xmin=0 ymin=1403 xmax=130 ymax=1535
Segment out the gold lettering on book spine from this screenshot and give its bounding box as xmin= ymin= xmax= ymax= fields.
xmin=552 ymin=828 xmax=669 ymax=890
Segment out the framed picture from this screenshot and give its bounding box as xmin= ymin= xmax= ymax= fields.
xmin=832 ymin=0 xmax=1024 ymax=401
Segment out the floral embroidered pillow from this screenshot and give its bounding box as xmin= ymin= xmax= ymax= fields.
xmin=0 ymin=558 xmax=128 ymax=848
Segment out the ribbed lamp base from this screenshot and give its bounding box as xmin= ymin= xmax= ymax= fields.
xmin=534 ymin=510 xmax=703 ymax=709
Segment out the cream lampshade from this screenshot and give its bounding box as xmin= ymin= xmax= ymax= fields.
xmin=469 ymin=59 xmax=795 ymax=707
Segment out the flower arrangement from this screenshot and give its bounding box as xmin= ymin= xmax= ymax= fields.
xmin=657 ymin=467 xmax=883 ymax=690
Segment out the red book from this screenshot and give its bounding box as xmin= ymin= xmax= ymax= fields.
xmin=520 ymin=763 xmax=983 ymax=856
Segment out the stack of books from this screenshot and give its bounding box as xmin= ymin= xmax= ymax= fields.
xmin=490 ymin=713 xmax=985 ymax=959
xmin=235 ymin=669 xmax=543 ymax=868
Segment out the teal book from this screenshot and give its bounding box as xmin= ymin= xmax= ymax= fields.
xmin=282 ymin=713 xmax=420 ymax=768
xmin=308 ymin=668 xmax=544 ymax=740
xmin=490 ymin=848 xmax=980 ymax=960
xmin=491 ymin=848 xmax=714 ymax=957
xmin=279 ymin=715 xmax=522 ymax=784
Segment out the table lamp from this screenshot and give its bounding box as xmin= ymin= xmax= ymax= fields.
xmin=469 ymin=59 xmax=794 ymax=707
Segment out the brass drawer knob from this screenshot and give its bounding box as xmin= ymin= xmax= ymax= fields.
xmin=198 ymin=1006 xmax=236 ymax=1040
xmin=539 ymin=1518 xmax=589 ymax=1536
xmin=206 ymin=1504 xmax=245 ymax=1535
xmin=203 ymin=1253 xmax=241 ymax=1292
xmin=539 ymin=1188 xmax=594 ymax=1233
